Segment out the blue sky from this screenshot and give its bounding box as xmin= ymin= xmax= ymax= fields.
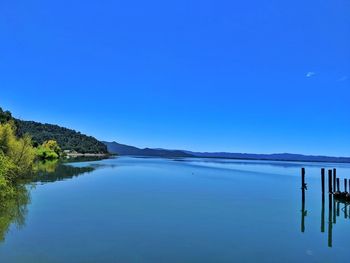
xmin=0 ymin=0 xmax=349 ymax=156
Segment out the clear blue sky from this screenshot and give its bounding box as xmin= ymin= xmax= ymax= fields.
xmin=0 ymin=0 xmax=349 ymax=156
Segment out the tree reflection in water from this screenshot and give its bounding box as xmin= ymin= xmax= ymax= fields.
xmin=0 ymin=158 xmax=99 ymax=242
xmin=0 ymin=184 xmax=30 ymax=242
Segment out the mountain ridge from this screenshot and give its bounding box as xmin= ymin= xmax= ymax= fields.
xmin=1 ymin=106 xmax=108 ymax=154
xmin=103 ymin=141 xmax=350 ymax=163
xmin=102 ymin=141 xmax=192 ymax=157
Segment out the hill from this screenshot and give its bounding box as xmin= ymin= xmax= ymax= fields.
xmin=185 ymin=151 xmax=350 ymax=163
xmin=16 ymin=120 xmax=108 ymax=154
xmin=103 ymin=141 xmax=193 ymax=157
xmin=103 ymin=141 xmax=350 ymax=163
xmin=1 ymin=107 xmax=108 ymax=154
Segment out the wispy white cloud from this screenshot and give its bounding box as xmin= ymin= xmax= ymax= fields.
xmin=337 ymin=76 xmax=348 ymax=82
xmin=306 ymin=72 xmax=316 ymax=78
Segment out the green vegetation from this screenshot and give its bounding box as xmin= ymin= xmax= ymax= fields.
xmin=1 ymin=107 xmax=107 ymax=154
xmin=0 ymin=109 xmax=12 ymax=123
xmin=16 ymin=120 xmax=108 ymax=154
xmin=0 ymin=108 xmax=62 ymax=202
xmin=0 ymin=159 xmax=98 ymax=242
xmin=0 ymin=121 xmax=34 ymax=242
xmin=0 ymin=106 xmax=107 ymax=202
xmin=36 ymin=140 xmax=62 ymax=160
xmin=0 ymin=122 xmax=36 ymax=182
xmin=0 ymin=107 xmax=106 ymax=243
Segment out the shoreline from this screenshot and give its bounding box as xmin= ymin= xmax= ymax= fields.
xmin=66 ymin=153 xmax=111 ymax=157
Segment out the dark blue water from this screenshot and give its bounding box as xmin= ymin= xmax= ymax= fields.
xmin=1 ymin=157 xmax=350 ymax=262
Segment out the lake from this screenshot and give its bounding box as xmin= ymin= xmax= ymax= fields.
xmin=1 ymin=157 xmax=350 ymax=263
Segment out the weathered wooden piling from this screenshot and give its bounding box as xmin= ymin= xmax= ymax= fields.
xmin=300 ymin=168 xmax=306 ymax=233
xmin=301 ymin=168 xmax=306 ymax=189
xmin=345 ymin=179 xmax=348 ymax=193
xmin=333 ymin=169 xmax=337 ymax=193
xmin=336 ymin=178 xmax=340 ymax=192
xmin=328 ymin=170 xmax=332 ymax=193
xmin=321 ymin=168 xmax=325 ymax=195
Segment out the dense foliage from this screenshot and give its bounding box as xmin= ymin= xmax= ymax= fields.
xmin=16 ymin=120 xmax=108 ymax=154
xmin=0 ymin=107 xmax=106 ymax=243
xmin=0 ymin=122 xmax=36 ymax=199
xmin=1 ymin=107 xmax=107 ymax=154
xmin=36 ymin=140 xmax=62 ymax=160
xmin=0 ymin=109 xmax=12 ymax=124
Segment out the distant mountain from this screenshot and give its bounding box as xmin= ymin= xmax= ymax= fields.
xmin=103 ymin=141 xmax=350 ymax=163
xmin=3 ymin=107 xmax=349 ymax=162
xmin=102 ymin=141 xmax=193 ymax=157
xmin=185 ymin=151 xmax=350 ymax=163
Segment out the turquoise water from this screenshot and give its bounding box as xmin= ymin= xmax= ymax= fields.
xmin=1 ymin=157 xmax=350 ymax=263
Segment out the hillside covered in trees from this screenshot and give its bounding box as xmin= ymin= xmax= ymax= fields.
xmin=0 ymin=107 xmax=108 ymax=154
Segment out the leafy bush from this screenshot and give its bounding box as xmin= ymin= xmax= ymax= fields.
xmin=0 ymin=153 xmax=16 ymax=200
xmin=0 ymin=122 xmax=36 ymax=181
xmin=36 ymin=140 xmax=61 ymax=160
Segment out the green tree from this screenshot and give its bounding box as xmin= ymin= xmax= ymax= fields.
xmin=36 ymin=140 xmax=61 ymax=160
xmin=0 ymin=107 xmax=13 ymax=124
xmin=0 ymin=121 xmax=16 ymax=155
xmin=42 ymin=140 xmax=61 ymax=155
xmin=0 ymin=122 xmax=36 ymax=182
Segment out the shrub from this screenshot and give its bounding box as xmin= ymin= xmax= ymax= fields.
xmin=36 ymin=140 xmax=61 ymax=160
xmin=0 ymin=122 xmax=36 ymax=181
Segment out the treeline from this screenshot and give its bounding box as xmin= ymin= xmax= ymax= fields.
xmin=0 ymin=107 xmax=107 ymax=153
xmin=16 ymin=121 xmax=107 ymax=154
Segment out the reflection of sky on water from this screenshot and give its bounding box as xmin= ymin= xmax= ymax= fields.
xmin=2 ymin=156 xmax=349 ymax=262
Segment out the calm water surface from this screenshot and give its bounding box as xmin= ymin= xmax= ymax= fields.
xmin=1 ymin=157 xmax=350 ymax=263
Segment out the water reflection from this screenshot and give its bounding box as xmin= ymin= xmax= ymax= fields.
xmin=0 ymin=185 xmax=30 ymax=242
xmin=30 ymin=160 xmax=95 ymax=183
xmin=0 ymin=159 xmax=99 ymax=243
xmin=301 ymin=189 xmax=350 ymax=248
xmin=301 ymin=188 xmax=307 ymax=233
xmin=321 ymin=195 xmax=325 ymax=233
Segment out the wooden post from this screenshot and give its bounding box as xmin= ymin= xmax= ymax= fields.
xmin=321 ymin=168 xmax=325 ymax=233
xmin=301 ymin=168 xmax=306 ymax=233
xmin=345 ymin=179 xmax=348 ymax=193
xmin=321 ymin=168 xmax=325 ymax=195
xmin=333 ymin=169 xmax=337 ymax=193
xmin=328 ymin=170 xmax=332 ymax=193
xmin=336 ymin=178 xmax=340 ymax=192
xmin=301 ymin=168 xmax=306 ymax=189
